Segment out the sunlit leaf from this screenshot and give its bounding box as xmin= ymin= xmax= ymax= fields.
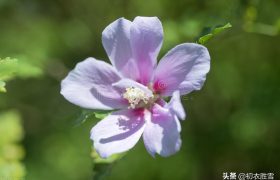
xmin=0 ymin=111 xmax=25 ymax=179
xmin=0 ymin=81 xmax=6 ymax=93
xmin=1 ymin=144 xmax=25 ymax=161
xmin=0 ymin=161 xmax=26 ymax=179
xmin=0 ymin=111 xmax=24 ymax=145
xmin=0 ymin=57 xmax=43 ymax=92
xmin=198 ymin=23 xmax=232 ymax=44
xmin=0 ymin=57 xmax=43 ymax=79
xmin=0 ymin=57 xmax=18 ymax=80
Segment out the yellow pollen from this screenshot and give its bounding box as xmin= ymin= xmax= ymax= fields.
xmin=123 ymin=87 xmax=151 ymax=109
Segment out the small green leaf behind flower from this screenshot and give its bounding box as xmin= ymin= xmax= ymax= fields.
xmin=75 ymin=110 xmax=96 ymax=126
xmin=90 ymin=112 xmax=125 ymax=180
xmin=91 ymin=149 xmax=126 ymax=180
xmin=91 ymin=149 xmax=126 ymax=164
xmin=75 ymin=110 xmax=111 ymax=126
xmin=75 ymin=109 xmax=121 ymax=179
xmin=197 ymin=23 xmax=232 ymax=45
xmin=94 ymin=111 xmax=110 ymax=119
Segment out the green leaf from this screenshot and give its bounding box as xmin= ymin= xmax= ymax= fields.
xmin=0 ymin=111 xmax=24 ymax=145
xmin=0 ymin=57 xmax=18 ymax=81
xmin=75 ymin=110 xmax=111 ymax=126
xmin=198 ymin=23 xmax=232 ymax=45
xmin=0 ymin=57 xmax=43 ymax=80
xmin=0 ymin=161 xmax=26 ymax=179
xmin=0 ymin=57 xmax=43 ymax=92
xmin=0 ymin=81 xmax=6 ymax=93
xmin=0 ymin=57 xmax=18 ymax=92
xmin=75 ymin=110 xmax=96 ymax=125
xmin=0 ymin=111 xmax=26 ymax=178
xmin=94 ymin=111 xmax=110 ymax=119
xmin=91 ymin=149 xmax=126 ymax=164
xmin=91 ymin=149 xmax=126 ymax=180
xmin=16 ymin=60 xmax=43 ymax=78
xmin=212 ymin=23 xmax=232 ymax=34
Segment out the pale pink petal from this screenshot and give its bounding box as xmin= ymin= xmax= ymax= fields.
xmin=143 ymin=104 xmax=181 ymax=157
xmin=166 ymin=91 xmax=186 ymax=120
xmin=90 ymin=109 xmax=149 ymax=158
xmin=153 ymin=43 xmax=210 ymax=96
xmin=102 ymin=18 xmax=139 ymax=80
xmin=175 ymin=116 xmax=181 ymax=132
xmin=61 ymin=57 xmax=127 ymax=110
xmin=130 ymin=16 xmax=163 ymax=85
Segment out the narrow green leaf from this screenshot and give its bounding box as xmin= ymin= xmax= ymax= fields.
xmin=198 ymin=23 xmax=232 ymax=44
xmin=198 ymin=34 xmax=213 ymax=45
xmin=212 ymin=23 xmax=232 ymax=34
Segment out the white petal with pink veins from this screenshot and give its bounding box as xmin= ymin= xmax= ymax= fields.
xmin=61 ymin=57 xmax=127 ymax=110
xmin=143 ymin=104 xmax=182 ymax=157
xmin=91 ymin=109 xmax=150 ymax=158
xmin=154 ymin=43 xmax=210 ymax=96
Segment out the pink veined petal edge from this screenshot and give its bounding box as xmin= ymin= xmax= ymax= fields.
xmin=130 ymin=16 xmax=163 ymax=85
xmin=60 ymin=57 xmax=127 ymax=110
xmin=90 ymin=109 xmax=150 ymax=158
xmin=153 ymin=43 xmax=210 ymax=96
xmin=143 ymin=104 xmax=182 ymax=157
xmin=102 ymin=18 xmax=139 ymax=80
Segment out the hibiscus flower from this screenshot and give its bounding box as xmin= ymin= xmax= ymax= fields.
xmin=61 ymin=16 xmax=210 ymax=158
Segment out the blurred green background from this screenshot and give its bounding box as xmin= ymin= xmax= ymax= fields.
xmin=0 ymin=0 xmax=279 ymax=179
